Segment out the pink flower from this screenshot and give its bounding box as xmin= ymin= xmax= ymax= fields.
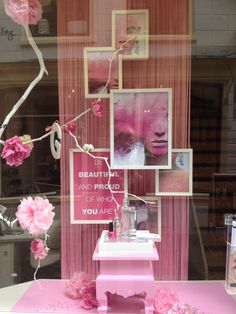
xmin=16 ymin=196 xmax=55 ymax=236
xmin=91 ymin=100 xmax=103 ymax=117
xmin=1 ymin=135 xmax=33 ymax=166
xmin=4 ymin=0 xmax=42 ymax=25
xmin=64 ymin=122 xmax=76 ymax=134
xmin=65 ymin=272 xmax=98 ymax=309
xmin=154 ymin=288 xmax=179 ymax=314
xmin=31 ymin=239 xmax=49 ymax=260
xmin=79 ymin=282 xmax=98 ymax=309
xmin=169 ymin=303 xmax=193 ymax=314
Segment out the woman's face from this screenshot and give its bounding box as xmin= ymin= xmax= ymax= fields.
xmin=141 ymin=94 xmax=168 ymax=156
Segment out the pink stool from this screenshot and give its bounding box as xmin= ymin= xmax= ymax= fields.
xmin=93 ymin=240 xmax=159 ymax=313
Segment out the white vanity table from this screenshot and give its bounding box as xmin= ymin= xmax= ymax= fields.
xmin=0 ymin=232 xmax=33 ymax=288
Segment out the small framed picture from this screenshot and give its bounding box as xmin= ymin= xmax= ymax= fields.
xmin=128 ymin=196 xmax=161 ymax=241
xmin=155 ymin=149 xmax=193 ymax=196
xmin=110 ymin=88 xmax=172 ymax=169
xmin=84 ymin=47 xmax=122 ymax=98
xmin=112 ymin=9 xmax=149 ymax=59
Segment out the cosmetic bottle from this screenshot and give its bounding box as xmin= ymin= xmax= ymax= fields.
xmin=113 ymin=212 xmax=121 ymax=239
xmin=129 ymin=206 xmax=137 ymax=237
xmin=121 ymin=198 xmax=131 ymax=238
xmin=108 ymin=222 xmax=114 ymax=239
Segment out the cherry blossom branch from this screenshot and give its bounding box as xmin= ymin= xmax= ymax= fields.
xmin=98 ymin=36 xmax=135 ymax=100
xmin=0 ymin=25 xmax=48 ymax=140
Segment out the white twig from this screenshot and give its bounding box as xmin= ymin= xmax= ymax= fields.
xmin=98 ymin=37 xmax=135 ymax=100
xmin=33 ymin=259 xmax=43 ymax=290
xmin=0 ymin=25 xmax=48 ymax=139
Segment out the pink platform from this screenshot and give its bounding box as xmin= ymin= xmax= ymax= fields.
xmin=93 ymin=242 xmax=159 ymax=314
xmin=11 ymin=279 xmax=236 ymax=314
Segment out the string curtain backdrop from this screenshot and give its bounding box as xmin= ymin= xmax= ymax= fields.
xmin=57 ymin=0 xmax=191 ymax=280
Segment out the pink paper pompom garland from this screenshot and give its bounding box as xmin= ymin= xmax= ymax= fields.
xmin=31 ymin=238 xmax=49 ymax=260
xmin=16 ymin=196 xmax=55 ymax=236
xmin=4 ymin=0 xmax=43 ymax=25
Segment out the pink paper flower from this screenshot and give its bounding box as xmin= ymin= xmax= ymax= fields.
xmin=4 ymin=0 xmax=43 ymax=25
xmin=65 ymin=272 xmax=98 ymax=309
xmin=63 ymin=122 xmax=76 ymax=134
xmin=31 ymin=238 xmax=49 ymax=260
xmin=154 ymin=288 xmax=179 ymax=314
xmin=91 ymin=100 xmax=103 ymax=117
xmin=1 ymin=135 xmax=33 ymax=166
xmin=79 ymin=282 xmax=99 ymax=310
xmin=16 ymin=196 xmax=55 ymax=236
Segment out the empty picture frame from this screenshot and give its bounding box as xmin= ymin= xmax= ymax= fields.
xmin=155 ymin=148 xmax=193 ymax=196
xmin=112 ymin=9 xmax=149 ymax=59
xmin=110 ymin=88 xmax=172 ymax=169
xmin=84 ymin=47 xmax=122 ymax=98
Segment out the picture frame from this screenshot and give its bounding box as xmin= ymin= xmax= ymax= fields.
xmin=110 ymin=88 xmax=172 ymax=169
xmin=155 ymin=148 xmax=193 ymax=196
xmin=128 ymin=196 xmax=162 ymax=242
xmin=83 ymin=47 xmax=123 ymax=98
xmin=70 ymin=148 xmax=127 ymax=224
xmin=112 ymin=9 xmax=149 ymax=59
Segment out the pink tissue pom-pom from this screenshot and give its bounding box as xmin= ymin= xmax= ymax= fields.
xmin=4 ymin=0 xmax=42 ymax=25
xmin=1 ymin=135 xmax=32 ymax=166
xmin=16 ymin=196 xmax=55 ymax=236
xmin=91 ymin=100 xmax=103 ymax=117
xmin=154 ymin=288 xmax=179 ymax=314
xmin=31 ymin=239 xmax=49 ymax=260
xmin=65 ymin=272 xmax=98 ymax=309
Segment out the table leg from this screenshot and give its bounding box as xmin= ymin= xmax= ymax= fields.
xmin=97 ymin=298 xmax=108 ymax=314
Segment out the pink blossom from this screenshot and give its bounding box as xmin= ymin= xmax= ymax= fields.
xmin=91 ymin=100 xmax=103 ymax=117
xmin=4 ymin=0 xmax=42 ymax=25
xmin=1 ymin=135 xmax=33 ymax=166
xmin=16 ymin=196 xmax=55 ymax=236
xmin=63 ymin=122 xmax=76 ymax=134
xmin=65 ymin=272 xmax=98 ymax=309
xmin=154 ymin=288 xmax=179 ymax=314
xmin=169 ymin=303 xmax=193 ymax=314
xmin=79 ymin=282 xmax=99 ymax=309
xmin=31 ymin=239 xmax=49 ymax=260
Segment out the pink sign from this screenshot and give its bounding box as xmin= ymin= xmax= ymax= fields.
xmin=70 ymin=149 xmax=125 ymax=223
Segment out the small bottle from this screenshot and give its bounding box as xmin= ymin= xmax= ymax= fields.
xmin=113 ymin=212 xmax=121 ymax=239
xmin=108 ymin=221 xmax=114 ymax=239
xmin=121 ymin=198 xmax=131 ymax=238
xmin=129 ymin=206 xmax=137 ymax=237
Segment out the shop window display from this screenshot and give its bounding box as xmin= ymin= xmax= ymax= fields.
xmin=0 ymin=0 xmax=236 ymax=313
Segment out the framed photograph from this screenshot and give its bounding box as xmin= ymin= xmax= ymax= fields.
xmin=112 ymin=9 xmax=149 ymax=59
xmin=70 ymin=148 xmax=127 ymax=224
xmin=155 ymin=149 xmax=193 ymax=196
xmin=84 ymin=47 xmax=123 ymax=98
xmin=110 ymin=88 xmax=172 ymax=169
xmin=128 ymin=196 xmax=161 ymax=241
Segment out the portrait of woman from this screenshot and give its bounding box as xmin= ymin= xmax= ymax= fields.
xmin=110 ymin=89 xmax=172 ymax=169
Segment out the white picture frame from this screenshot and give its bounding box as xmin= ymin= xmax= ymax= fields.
xmin=110 ymin=88 xmax=172 ymax=169
xmin=155 ymin=148 xmax=193 ymax=196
